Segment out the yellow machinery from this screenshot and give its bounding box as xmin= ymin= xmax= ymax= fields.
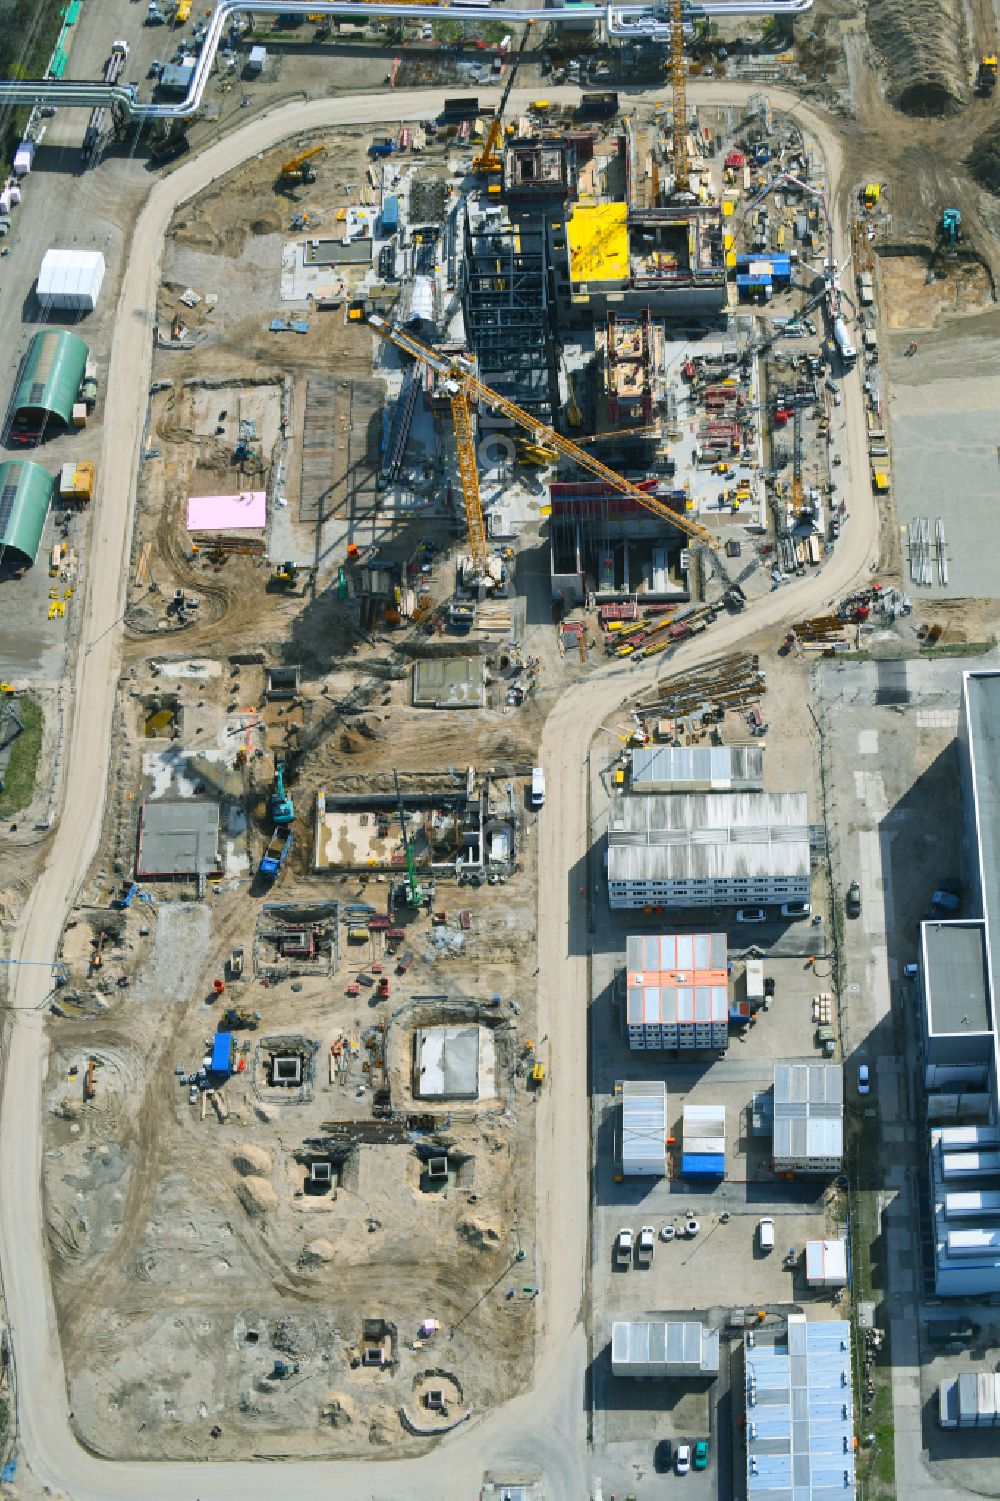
xmin=279 ymin=144 xmax=326 ymax=184
xmin=365 ymin=315 xmax=722 ymax=576
xmin=668 ymin=0 xmax=690 ymax=195
xmin=472 ymin=26 xmax=531 ymax=175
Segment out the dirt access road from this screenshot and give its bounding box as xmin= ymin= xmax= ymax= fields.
xmin=0 ymin=83 xmax=877 ymax=1501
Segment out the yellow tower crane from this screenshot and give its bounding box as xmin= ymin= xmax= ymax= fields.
xmin=473 ymin=25 xmax=531 ymax=175
xmin=669 ymin=0 xmax=690 ymax=196
xmin=365 ymin=314 xmax=722 ymax=574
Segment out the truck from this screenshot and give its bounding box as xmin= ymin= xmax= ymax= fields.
xmin=833 ymin=315 xmax=857 ymax=366
xmin=530 ymin=767 xmax=545 ymax=809
xmin=259 ymin=830 xmax=293 ymax=881
xmin=636 ymin=1225 xmax=655 ymax=1266
xmin=576 ymin=90 xmax=619 ymax=118
xmin=615 ymin=1227 xmax=633 ymax=1267
xmin=931 ymin=881 xmax=963 ymax=916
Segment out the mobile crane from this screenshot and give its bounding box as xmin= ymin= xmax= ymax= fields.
xmin=278 ymin=144 xmax=325 ymax=185
xmin=472 ymin=26 xmax=531 ymax=176
xmin=392 ymin=768 xmax=423 ymax=907
xmin=365 ymin=315 xmax=722 ymax=580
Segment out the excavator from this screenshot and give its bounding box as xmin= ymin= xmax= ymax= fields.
xmin=271 ymin=760 xmax=294 ymax=826
xmin=278 ymin=144 xmax=325 ymax=186
xmin=472 ymin=26 xmax=531 ymax=176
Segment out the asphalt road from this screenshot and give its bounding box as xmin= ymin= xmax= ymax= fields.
xmin=0 ymin=83 xmax=877 ymax=1501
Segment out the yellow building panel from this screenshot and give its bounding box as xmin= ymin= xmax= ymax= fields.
xmin=567 ymin=202 xmax=629 ymax=286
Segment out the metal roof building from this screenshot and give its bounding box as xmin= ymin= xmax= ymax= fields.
xmin=0 ymin=459 xmax=54 ymax=566
xmin=772 ymin=1064 xmax=843 ymax=1174
xmin=607 ymin=792 xmax=810 ymax=910
xmin=744 ymin=1316 xmax=854 ymax=1501
xmin=37 ymin=248 xmax=106 ymax=312
xmin=919 ymin=673 xmax=1000 ymax=1295
xmin=9 ymin=329 xmax=89 ymax=439
xmin=612 ymin=1320 xmax=719 ymax=1378
xmin=625 ymin=932 xmax=728 ymax=1050
xmin=630 ymin=744 xmax=764 ymax=794
xmin=135 ymin=798 xmax=222 ymax=881
xmin=620 ymin=1079 xmax=666 ymax=1176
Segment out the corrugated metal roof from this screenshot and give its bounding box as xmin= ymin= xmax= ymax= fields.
xmin=0 ymin=459 xmax=54 ymax=566
xmin=621 ymin=1079 xmax=666 ymax=1174
xmin=11 ymin=329 xmax=89 ymax=427
xmin=630 ymin=744 xmax=764 ymax=792
xmin=612 ymin=1320 xmax=719 ymax=1376
xmin=745 ymin=1317 xmax=854 ymax=1500
xmin=608 ymin=792 xmax=810 ymax=884
xmin=626 ymin=932 xmax=728 ymax=1028
xmin=772 ymin=1065 xmax=844 ymax=1167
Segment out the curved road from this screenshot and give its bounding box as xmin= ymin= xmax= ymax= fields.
xmin=0 ymin=84 xmax=876 ymax=1500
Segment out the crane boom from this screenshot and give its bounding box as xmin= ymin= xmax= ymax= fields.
xmin=280 ymin=143 xmax=326 ymax=178
xmin=367 ymin=314 xmax=721 ymax=552
xmin=473 ymin=25 xmax=531 ymax=174
xmin=669 ymin=0 xmax=689 ymax=195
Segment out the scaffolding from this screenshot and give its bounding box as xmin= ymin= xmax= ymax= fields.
xmin=604 ymin=310 xmax=654 ymax=425
xmin=461 ymin=213 xmax=554 ymax=417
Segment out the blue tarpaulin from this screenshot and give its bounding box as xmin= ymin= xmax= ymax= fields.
xmin=681 ymin=1153 xmax=725 ymax=1178
xmin=211 ymin=1032 xmax=233 ymax=1076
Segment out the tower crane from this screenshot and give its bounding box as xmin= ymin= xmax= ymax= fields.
xmin=472 ymin=25 xmax=531 ymax=176
xmin=668 ymin=0 xmax=690 ymax=197
xmin=365 ymin=314 xmax=722 ymax=566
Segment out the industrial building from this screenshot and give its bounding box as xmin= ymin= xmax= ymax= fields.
xmin=619 ymin=1078 xmax=667 ymax=1176
xmin=606 ymin=792 xmax=811 ymax=910
xmin=36 ymin=248 xmax=106 ymax=312
xmin=771 ymin=1064 xmax=844 ymax=1175
xmin=918 ymin=672 xmax=1000 ymax=1296
xmin=744 ymin=1317 xmax=855 ymax=1501
xmin=611 ymin=1320 xmax=719 ymax=1378
xmin=412 ymin=1026 xmax=480 ymax=1100
xmin=939 ymin=1372 xmax=1000 ymax=1428
xmin=135 ymin=798 xmax=222 ymax=882
xmin=624 ymin=932 xmax=728 ymax=1051
xmin=630 ymin=744 xmax=764 ymax=795
xmin=548 ymin=477 xmax=692 ymax=607
xmin=461 ymin=212 xmax=553 ymax=418
xmin=7 ymin=329 xmax=89 ymax=444
xmin=0 ymin=459 xmax=54 ymax=567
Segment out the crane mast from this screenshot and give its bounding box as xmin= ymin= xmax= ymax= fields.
xmin=366 ymin=314 xmax=721 ymax=553
xmin=473 ymin=25 xmax=531 ymax=175
xmin=669 ymin=0 xmax=690 ymax=195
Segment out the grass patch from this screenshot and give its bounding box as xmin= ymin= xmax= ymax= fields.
xmin=919 ymin=639 xmax=994 ymax=658
xmin=0 ymin=0 xmax=68 ymax=171
xmin=0 ymin=696 xmax=43 ymax=817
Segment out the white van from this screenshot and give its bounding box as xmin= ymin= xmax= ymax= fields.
xmin=530 ymin=767 xmax=545 ymax=809
xmin=758 ymin=1217 xmax=775 ymax=1252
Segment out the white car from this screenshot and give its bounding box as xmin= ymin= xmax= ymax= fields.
xmin=736 ymin=907 xmax=767 ymax=923
xmin=857 ymin=1063 xmax=871 ymax=1096
xmin=758 ymin=1216 xmax=775 ymax=1252
xmin=637 ymin=1225 xmax=655 ymax=1265
xmin=615 ymin=1228 xmax=633 ymax=1267
xmin=675 ymin=1443 xmax=692 ymax=1475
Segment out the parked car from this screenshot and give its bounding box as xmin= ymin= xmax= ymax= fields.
xmin=758 ymin=1217 xmax=775 ymax=1252
xmin=615 ymin=1228 xmax=633 ymax=1267
xmin=636 ymin=1225 xmax=655 ymax=1265
xmin=675 ymin=1443 xmax=692 ymax=1476
xmin=655 ymin=1437 xmax=673 ymax=1472
xmin=846 ymin=881 xmax=861 ymax=918
xmin=736 ymin=907 xmax=767 ymax=923
xmin=693 ymin=1439 xmax=710 ymax=1471
xmin=781 ymin=901 xmax=811 ymax=919
xmin=857 ymin=1063 xmax=871 ymax=1096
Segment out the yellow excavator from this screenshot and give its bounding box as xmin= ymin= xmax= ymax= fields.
xmin=279 ymin=144 xmax=325 ymax=185
xmin=472 ymin=26 xmax=531 ymax=175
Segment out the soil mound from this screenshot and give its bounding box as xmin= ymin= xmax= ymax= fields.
xmin=232 ymin=1145 xmax=273 ymax=1177
xmin=969 ymin=124 xmax=1000 ymax=193
xmin=236 ymin=1176 xmax=278 ymax=1215
xmin=299 ymin=1237 xmax=336 ymax=1267
xmin=867 ymin=0 xmax=966 ymax=115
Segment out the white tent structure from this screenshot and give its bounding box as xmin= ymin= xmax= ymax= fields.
xmin=37 ymin=249 xmax=106 ymax=312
